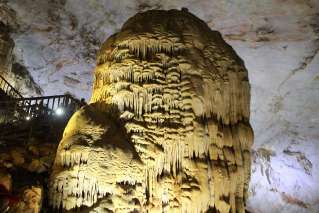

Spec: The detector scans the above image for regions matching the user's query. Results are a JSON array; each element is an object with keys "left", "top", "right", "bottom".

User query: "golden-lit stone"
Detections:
[
  {"left": 49, "top": 9, "right": 253, "bottom": 212},
  {"left": 10, "top": 186, "right": 42, "bottom": 213},
  {"left": 0, "top": 168, "right": 11, "bottom": 192}
]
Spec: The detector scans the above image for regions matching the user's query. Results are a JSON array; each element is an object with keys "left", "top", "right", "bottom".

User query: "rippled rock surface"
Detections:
[{"left": 49, "top": 9, "right": 253, "bottom": 213}]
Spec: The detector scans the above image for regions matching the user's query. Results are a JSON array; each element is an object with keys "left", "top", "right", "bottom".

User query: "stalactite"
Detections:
[{"left": 50, "top": 9, "right": 253, "bottom": 212}]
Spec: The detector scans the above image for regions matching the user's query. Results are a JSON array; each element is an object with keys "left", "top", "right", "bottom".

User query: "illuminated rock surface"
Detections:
[
  {"left": 49, "top": 9, "right": 253, "bottom": 212},
  {"left": 9, "top": 186, "right": 42, "bottom": 213}
]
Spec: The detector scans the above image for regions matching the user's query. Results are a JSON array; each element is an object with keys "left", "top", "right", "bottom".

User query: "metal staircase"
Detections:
[
  {"left": 0, "top": 74, "right": 83, "bottom": 144},
  {"left": 0, "top": 74, "right": 23, "bottom": 99},
  {"left": 0, "top": 74, "right": 81, "bottom": 122}
]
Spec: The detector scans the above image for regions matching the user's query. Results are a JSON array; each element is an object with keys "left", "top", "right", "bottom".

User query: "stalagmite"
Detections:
[{"left": 49, "top": 9, "right": 253, "bottom": 212}]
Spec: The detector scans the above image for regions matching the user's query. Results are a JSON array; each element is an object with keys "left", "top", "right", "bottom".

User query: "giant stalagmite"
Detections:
[{"left": 49, "top": 9, "right": 254, "bottom": 213}]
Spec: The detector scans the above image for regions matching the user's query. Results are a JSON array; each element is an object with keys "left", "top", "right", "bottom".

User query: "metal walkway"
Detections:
[
  {"left": 0, "top": 74, "right": 82, "bottom": 122},
  {"left": 0, "top": 74, "right": 84, "bottom": 146}
]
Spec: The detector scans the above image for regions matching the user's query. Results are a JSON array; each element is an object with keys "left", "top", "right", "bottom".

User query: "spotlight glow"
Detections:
[
  {"left": 26, "top": 116, "right": 31, "bottom": 120},
  {"left": 55, "top": 108, "right": 64, "bottom": 116}
]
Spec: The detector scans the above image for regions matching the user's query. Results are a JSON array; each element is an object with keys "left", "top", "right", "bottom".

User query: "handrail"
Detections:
[
  {"left": 0, "top": 74, "right": 23, "bottom": 99},
  {"left": 0, "top": 95, "right": 82, "bottom": 122},
  {"left": 0, "top": 74, "right": 83, "bottom": 122},
  {"left": 16, "top": 94, "right": 78, "bottom": 100},
  {"left": 15, "top": 94, "right": 81, "bottom": 118}
]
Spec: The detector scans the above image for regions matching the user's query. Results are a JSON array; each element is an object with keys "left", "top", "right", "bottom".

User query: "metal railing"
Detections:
[
  {"left": 0, "top": 74, "right": 82, "bottom": 122},
  {"left": 0, "top": 74, "right": 23, "bottom": 99},
  {"left": 16, "top": 94, "right": 80, "bottom": 118}
]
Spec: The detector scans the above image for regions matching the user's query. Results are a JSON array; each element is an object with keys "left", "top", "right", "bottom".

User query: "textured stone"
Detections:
[
  {"left": 49, "top": 9, "right": 253, "bottom": 212},
  {"left": 10, "top": 149, "right": 25, "bottom": 166},
  {"left": 27, "top": 159, "right": 46, "bottom": 173},
  {"left": 10, "top": 186, "right": 42, "bottom": 213},
  {"left": 0, "top": 168, "right": 11, "bottom": 192}
]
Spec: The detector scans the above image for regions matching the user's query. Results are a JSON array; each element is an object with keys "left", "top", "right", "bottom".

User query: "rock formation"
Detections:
[
  {"left": 49, "top": 9, "right": 253, "bottom": 213},
  {"left": 0, "top": 21, "right": 14, "bottom": 75},
  {"left": 0, "top": 3, "right": 15, "bottom": 75},
  {"left": 0, "top": 135, "right": 56, "bottom": 213},
  {"left": 8, "top": 186, "right": 42, "bottom": 213},
  {"left": 0, "top": 4, "right": 42, "bottom": 97}
]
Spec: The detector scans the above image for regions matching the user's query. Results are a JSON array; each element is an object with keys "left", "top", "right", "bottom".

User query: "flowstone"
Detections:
[{"left": 49, "top": 9, "right": 254, "bottom": 213}]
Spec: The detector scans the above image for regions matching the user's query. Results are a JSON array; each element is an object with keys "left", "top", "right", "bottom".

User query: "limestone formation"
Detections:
[
  {"left": 9, "top": 186, "right": 42, "bottom": 213},
  {"left": 49, "top": 9, "right": 253, "bottom": 213},
  {"left": 0, "top": 22, "right": 14, "bottom": 75}
]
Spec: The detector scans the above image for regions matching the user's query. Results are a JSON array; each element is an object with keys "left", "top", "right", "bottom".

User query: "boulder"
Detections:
[
  {"left": 10, "top": 150, "right": 25, "bottom": 166},
  {"left": 0, "top": 168, "right": 11, "bottom": 192},
  {"left": 9, "top": 186, "right": 42, "bottom": 213}
]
